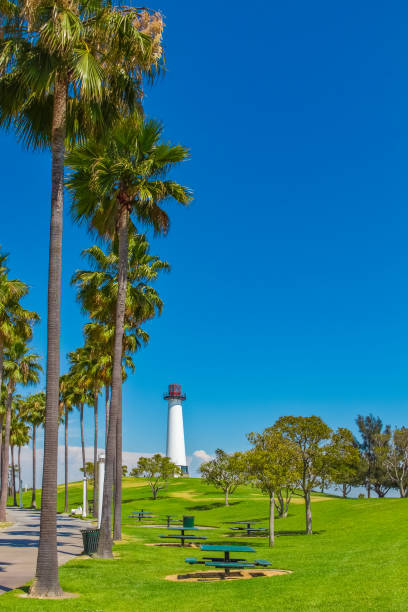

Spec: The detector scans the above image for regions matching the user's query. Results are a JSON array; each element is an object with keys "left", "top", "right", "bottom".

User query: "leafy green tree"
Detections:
[
  {"left": 200, "top": 449, "right": 247, "bottom": 506},
  {"left": 23, "top": 392, "right": 46, "bottom": 508},
  {"left": 132, "top": 454, "right": 182, "bottom": 500},
  {"left": 122, "top": 465, "right": 128, "bottom": 477},
  {"left": 0, "top": 1, "right": 164, "bottom": 589},
  {"left": 377, "top": 428, "right": 408, "bottom": 497},
  {"left": 67, "top": 116, "right": 191, "bottom": 555},
  {"left": 272, "top": 416, "right": 332, "bottom": 535},
  {"left": 80, "top": 462, "right": 95, "bottom": 480},
  {"left": 246, "top": 429, "right": 302, "bottom": 546},
  {"left": 0, "top": 341, "right": 42, "bottom": 520},
  {"left": 327, "top": 428, "right": 361, "bottom": 498},
  {"left": 356, "top": 414, "right": 391, "bottom": 498}
]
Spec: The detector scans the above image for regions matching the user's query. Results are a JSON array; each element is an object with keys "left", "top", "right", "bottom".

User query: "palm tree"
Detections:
[
  {"left": 0, "top": 250, "right": 39, "bottom": 401},
  {"left": 68, "top": 346, "right": 105, "bottom": 517},
  {"left": 72, "top": 233, "right": 167, "bottom": 538},
  {"left": 0, "top": 341, "right": 42, "bottom": 521},
  {"left": 23, "top": 393, "right": 46, "bottom": 509},
  {"left": 0, "top": 3, "right": 164, "bottom": 596},
  {"left": 10, "top": 399, "right": 30, "bottom": 506},
  {"left": 83, "top": 321, "right": 143, "bottom": 451},
  {"left": 67, "top": 118, "right": 190, "bottom": 556},
  {"left": 64, "top": 364, "right": 91, "bottom": 517},
  {"left": 59, "top": 374, "right": 75, "bottom": 514}
]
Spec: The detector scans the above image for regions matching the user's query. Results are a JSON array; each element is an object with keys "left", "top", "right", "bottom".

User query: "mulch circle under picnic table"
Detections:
[{"left": 165, "top": 568, "right": 292, "bottom": 582}]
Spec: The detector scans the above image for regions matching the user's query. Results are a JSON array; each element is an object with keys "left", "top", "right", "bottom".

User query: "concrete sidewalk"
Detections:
[{"left": 0, "top": 507, "right": 92, "bottom": 594}]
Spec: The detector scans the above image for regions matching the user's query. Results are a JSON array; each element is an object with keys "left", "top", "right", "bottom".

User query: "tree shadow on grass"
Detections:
[
  {"left": 275, "top": 530, "right": 326, "bottom": 536},
  {"left": 189, "top": 501, "right": 240, "bottom": 511}
]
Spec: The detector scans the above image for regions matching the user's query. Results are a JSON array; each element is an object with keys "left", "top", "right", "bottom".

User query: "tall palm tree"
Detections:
[
  {"left": 23, "top": 393, "right": 46, "bottom": 508},
  {"left": 0, "top": 3, "right": 164, "bottom": 596},
  {"left": 72, "top": 232, "right": 166, "bottom": 538},
  {"left": 59, "top": 374, "right": 75, "bottom": 514},
  {"left": 67, "top": 119, "right": 190, "bottom": 556},
  {"left": 0, "top": 250, "right": 39, "bottom": 400},
  {"left": 0, "top": 341, "right": 42, "bottom": 521},
  {"left": 10, "top": 400, "right": 30, "bottom": 506},
  {"left": 68, "top": 345, "right": 105, "bottom": 517},
  {"left": 83, "top": 321, "right": 143, "bottom": 451}
]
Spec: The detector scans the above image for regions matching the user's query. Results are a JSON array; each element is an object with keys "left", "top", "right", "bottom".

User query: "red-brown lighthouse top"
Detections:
[{"left": 163, "top": 383, "right": 186, "bottom": 401}]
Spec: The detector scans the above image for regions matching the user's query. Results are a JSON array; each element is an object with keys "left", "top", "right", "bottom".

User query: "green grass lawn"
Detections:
[{"left": 2, "top": 477, "right": 407, "bottom": 611}]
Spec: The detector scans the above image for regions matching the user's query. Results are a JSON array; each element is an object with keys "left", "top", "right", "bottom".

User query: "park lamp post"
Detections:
[{"left": 97, "top": 452, "right": 105, "bottom": 528}]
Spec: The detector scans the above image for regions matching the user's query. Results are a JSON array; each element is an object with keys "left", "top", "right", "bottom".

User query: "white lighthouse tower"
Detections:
[{"left": 164, "top": 383, "right": 188, "bottom": 474}]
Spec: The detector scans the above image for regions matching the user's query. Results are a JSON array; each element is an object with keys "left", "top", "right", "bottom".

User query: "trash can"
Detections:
[
  {"left": 183, "top": 515, "right": 194, "bottom": 528},
  {"left": 81, "top": 528, "right": 100, "bottom": 555}
]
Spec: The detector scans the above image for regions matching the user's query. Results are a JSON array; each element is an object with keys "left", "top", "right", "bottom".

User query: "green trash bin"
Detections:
[
  {"left": 183, "top": 515, "right": 194, "bottom": 528},
  {"left": 81, "top": 528, "right": 100, "bottom": 555}
]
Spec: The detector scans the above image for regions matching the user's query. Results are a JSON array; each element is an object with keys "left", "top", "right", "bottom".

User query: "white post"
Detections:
[
  {"left": 97, "top": 452, "right": 105, "bottom": 528},
  {"left": 82, "top": 477, "right": 87, "bottom": 518},
  {"left": 19, "top": 479, "right": 23, "bottom": 509}
]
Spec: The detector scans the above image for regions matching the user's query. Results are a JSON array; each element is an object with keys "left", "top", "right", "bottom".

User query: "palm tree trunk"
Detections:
[
  {"left": 31, "top": 425, "right": 37, "bottom": 508},
  {"left": 0, "top": 381, "right": 13, "bottom": 521},
  {"left": 0, "top": 413, "right": 3, "bottom": 488},
  {"left": 105, "top": 384, "right": 109, "bottom": 451},
  {"left": 64, "top": 407, "right": 68, "bottom": 513},
  {"left": 0, "top": 341, "right": 3, "bottom": 487},
  {"left": 0, "top": 339, "right": 3, "bottom": 409},
  {"left": 97, "top": 205, "right": 128, "bottom": 558},
  {"left": 31, "top": 75, "right": 67, "bottom": 598},
  {"left": 80, "top": 403, "right": 88, "bottom": 516},
  {"left": 11, "top": 445, "right": 17, "bottom": 506},
  {"left": 18, "top": 446, "right": 21, "bottom": 507},
  {"left": 113, "top": 411, "right": 122, "bottom": 540},
  {"left": 93, "top": 391, "right": 98, "bottom": 519}
]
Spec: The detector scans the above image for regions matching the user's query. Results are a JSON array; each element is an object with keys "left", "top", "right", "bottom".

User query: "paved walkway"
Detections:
[{"left": 0, "top": 508, "right": 92, "bottom": 594}]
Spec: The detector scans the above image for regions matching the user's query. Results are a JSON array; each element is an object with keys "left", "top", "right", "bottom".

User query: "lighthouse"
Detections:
[{"left": 164, "top": 383, "right": 188, "bottom": 474}]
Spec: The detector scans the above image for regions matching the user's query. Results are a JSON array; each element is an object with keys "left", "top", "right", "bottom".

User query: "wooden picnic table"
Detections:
[
  {"left": 159, "top": 526, "right": 207, "bottom": 547},
  {"left": 184, "top": 544, "right": 271, "bottom": 577},
  {"left": 227, "top": 521, "right": 268, "bottom": 537}
]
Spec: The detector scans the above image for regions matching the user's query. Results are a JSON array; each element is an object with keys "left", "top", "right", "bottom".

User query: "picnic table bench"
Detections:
[
  {"left": 227, "top": 521, "right": 268, "bottom": 537},
  {"left": 185, "top": 545, "right": 271, "bottom": 577},
  {"left": 159, "top": 526, "right": 207, "bottom": 547}
]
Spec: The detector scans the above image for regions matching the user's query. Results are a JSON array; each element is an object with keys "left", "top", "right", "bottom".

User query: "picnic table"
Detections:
[
  {"left": 159, "top": 526, "right": 207, "bottom": 547},
  {"left": 128, "top": 509, "right": 155, "bottom": 522},
  {"left": 158, "top": 514, "right": 180, "bottom": 528},
  {"left": 185, "top": 544, "right": 271, "bottom": 577},
  {"left": 227, "top": 521, "right": 268, "bottom": 536}
]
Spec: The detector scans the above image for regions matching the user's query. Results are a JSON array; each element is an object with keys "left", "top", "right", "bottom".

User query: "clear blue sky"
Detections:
[{"left": 1, "top": 0, "right": 408, "bottom": 461}]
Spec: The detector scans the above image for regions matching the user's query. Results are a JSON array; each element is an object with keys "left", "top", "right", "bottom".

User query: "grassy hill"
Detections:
[{"left": 2, "top": 477, "right": 408, "bottom": 611}]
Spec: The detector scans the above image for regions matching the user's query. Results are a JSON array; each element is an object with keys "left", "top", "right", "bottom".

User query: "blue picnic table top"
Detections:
[{"left": 201, "top": 544, "right": 256, "bottom": 553}]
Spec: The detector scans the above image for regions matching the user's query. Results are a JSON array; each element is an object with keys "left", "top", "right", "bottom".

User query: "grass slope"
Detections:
[{"left": 2, "top": 477, "right": 407, "bottom": 611}]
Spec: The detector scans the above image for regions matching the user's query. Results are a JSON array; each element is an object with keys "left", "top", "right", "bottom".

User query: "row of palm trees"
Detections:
[
  {"left": 0, "top": 250, "right": 41, "bottom": 520},
  {"left": 0, "top": 0, "right": 191, "bottom": 597}
]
